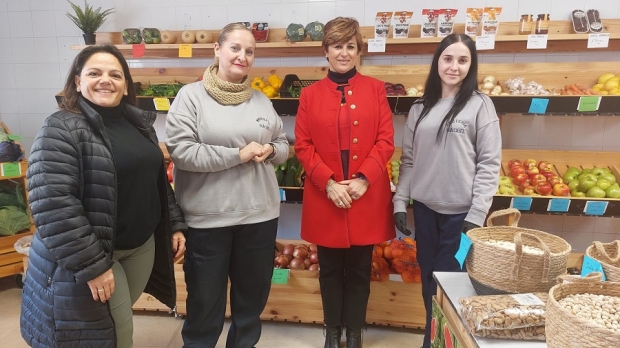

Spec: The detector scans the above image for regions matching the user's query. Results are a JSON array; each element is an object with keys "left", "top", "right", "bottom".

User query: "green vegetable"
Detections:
[
  {"left": 286, "top": 23, "right": 306, "bottom": 42},
  {"left": 287, "top": 85, "right": 302, "bottom": 98},
  {"left": 138, "top": 82, "right": 185, "bottom": 97},
  {"left": 305, "top": 21, "right": 324, "bottom": 41},
  {"left": 142, "top": 28, "right": 161, "bottom": 44},
  {"left": 275, "top": 168, "right": 284, "bottom": 185},
  {"left": 122, "top": 28, "right": 142, "bottom": 44},
  {"left": 0, "top": 206, "right": 31, "bottom": 236}
]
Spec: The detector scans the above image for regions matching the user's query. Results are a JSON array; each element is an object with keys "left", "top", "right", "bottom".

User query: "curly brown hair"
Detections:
[{"left": 322, "top": 17, "right": 364, "bottom": 54}]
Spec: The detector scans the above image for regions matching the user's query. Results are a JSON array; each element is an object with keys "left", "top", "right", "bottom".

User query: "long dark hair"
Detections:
[
  {"left": 60, "top": 44, "right": 137, "bottom": 113},
  {"left": 413, "top": 34, "right": 480, "bottom": 142}
]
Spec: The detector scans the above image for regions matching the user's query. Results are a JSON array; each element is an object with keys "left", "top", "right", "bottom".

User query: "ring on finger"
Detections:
[
  {"left": 338, "top": 201, "right": 344, "bottom": 206},
  {"left": 97, "top": 288, "right": 104, "bottom": 292}
]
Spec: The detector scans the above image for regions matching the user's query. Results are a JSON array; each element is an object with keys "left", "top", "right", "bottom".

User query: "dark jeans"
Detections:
[
  {"left": 413, "top": 202, "right": 467, "bottom": 348},
  {"left": 317, "top": 244, "right": 373, "bottom": 330},
  {"left": 181, "top": 218, "right": 278, "bottom": 348}
]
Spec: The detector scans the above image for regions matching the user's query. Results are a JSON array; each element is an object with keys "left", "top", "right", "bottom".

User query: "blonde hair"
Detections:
[
  {"left": 322, "top": 17, "right": 363, "bottom": 54},
  {"left": 214, "top": 23, "right": 253, "bottom": 65}
]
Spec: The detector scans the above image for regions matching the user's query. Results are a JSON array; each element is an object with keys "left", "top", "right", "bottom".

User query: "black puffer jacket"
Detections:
[{"left": 20, "top": 98, "right": 187, "bottom": 348}]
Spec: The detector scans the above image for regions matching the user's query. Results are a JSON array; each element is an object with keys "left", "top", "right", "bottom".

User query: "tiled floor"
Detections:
[{"left": 0, "top": 276, "right": 423, "bottom": 347}]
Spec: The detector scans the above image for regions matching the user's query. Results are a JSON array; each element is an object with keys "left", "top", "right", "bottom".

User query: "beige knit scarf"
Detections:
[{"left": 202, "top": 64, "right": 252, "bottom": 105}]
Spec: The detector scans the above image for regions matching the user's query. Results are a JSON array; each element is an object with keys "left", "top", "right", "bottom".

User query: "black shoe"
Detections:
[
  {"left": 345, "top": 328, "right": 362, "bottom": 348},
  {"left": 324, "top": 325, "right": 342, "bottom": 348}
]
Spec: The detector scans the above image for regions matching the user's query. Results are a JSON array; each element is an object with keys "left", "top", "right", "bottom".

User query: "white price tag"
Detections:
[
  {"left": 527, "top": 34, "right": 548, "bottom": 49},
  {"left": 367, "top": 38, "right": 386, "bottom": 53},
  {"left": 587, "top": 33, "right": 610, "bottom": 48},
  {"left": 510, "top": 293, "right": 545, "bottom": 306},
  {"left": 475, "top": 35, "right": 495, "bottom": 50}
]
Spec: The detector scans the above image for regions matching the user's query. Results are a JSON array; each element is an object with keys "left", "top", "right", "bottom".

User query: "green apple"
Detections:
[
  {"left": 596, "top": 179, "right": 612, "bottom": 190},
  {"left": 599, "top": 173, "right": 617, "bottom": 185},
  {"left": 567, "top": 180, "right": 580, "bottom": 191},
  {"left": 498, "top": 176, "right": 512, "bottom": 186},
  {"left": 571, "top": 189, "right": 586, "bottom": 197},
  {"left": 591, "top": 167, "right": 606, "bottom": 177},
  {"left": 586, "top": 186, "right": 606, "bottom": 198},
  {"left": 562, "top": 171, "right": 579, "bottom": 183},
  {"left": 565, "top": 167, "right": 581, "bottom": 175},
  {"left": 602, "top": 168, "right": 611, "bottom": 174},
  {"left": 498, "top": 184, "right": 516, "bottom": 195},
  {"left": 605, "top": 184, "right": 620, "bottom": 198},
  {"left": 578, "top": 175, "right": 598, "bottom": 192},
  {"left": 581, "top": 168, "right": 592, "bottom": 175}
]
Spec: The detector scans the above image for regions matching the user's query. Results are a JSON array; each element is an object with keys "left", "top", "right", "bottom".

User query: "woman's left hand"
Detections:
[
  {"left": 171, "top": 231, "right": 186, "bottom": 258},
  {"left": 339, "top": 178, "right": 369, "bottom": 201}
]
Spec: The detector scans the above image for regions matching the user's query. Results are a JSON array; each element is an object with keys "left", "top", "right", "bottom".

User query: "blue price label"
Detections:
[
  {"left": 511, "top": 197, "right": 532, "bottom": 211},
  {"left": 455, "top": 233, "right": 472, "bottom": 270},
  {"left": 581, "top": 255, "right": 606, "bottom": 281},
  {"left": 528, "top": 98, "right": 549, "bottom": 114},
  {"left": 548, "top": 198, "right": 570, "bottom": 212},
  {"left": 279, "top": 188, "right": 286, "bottom": 202},
  {"left": 584, "top": 201, "right": 607, "bottom": 216}
]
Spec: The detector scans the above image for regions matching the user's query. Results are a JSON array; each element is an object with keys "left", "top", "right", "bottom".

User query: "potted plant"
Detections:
[{"left": 65, "top": 0, "right": 114, "bottom": 45}]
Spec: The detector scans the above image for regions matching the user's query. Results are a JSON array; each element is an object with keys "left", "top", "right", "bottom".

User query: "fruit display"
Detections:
[
  {"left": 385, "top": 82, "right": 424, "bottom": 96},
  {"left": 562, "top": 166, "right": 620, "bottom": 198},
  {"left": 252, "top": 74, "right": 283, "bottom": 98},
  {"left": 372, "top": 237, "right": 421, "bottom": 283},
  {"left": 274, "top": 242, "right": 319, "bottom": 271},
  {"left": 592, "top": 73, "right": 620, "bottom": 95},
  {"left": 274, "top": 155, "right": 304, "bottom": 187}
]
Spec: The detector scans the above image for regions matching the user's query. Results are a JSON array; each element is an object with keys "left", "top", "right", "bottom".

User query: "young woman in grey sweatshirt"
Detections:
[{"left": 393, "top": 34, "right": 502, "bottom": 348}]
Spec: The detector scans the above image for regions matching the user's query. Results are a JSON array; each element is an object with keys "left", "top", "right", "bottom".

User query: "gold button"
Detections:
[
  {"left": 352, "top": 138, "right": 358, "bottom": 144},
  {"left": 348, "top": 91, "right": 353, "bottom": 95},
  {"left": 350, "top": 104, "right": 356, "bottom": 109},
  {"left": 353, "top": 120, "right": 359, "bottom": 126},
  {"left": 352, "top": 155, "right": 358, "bottom": 160}
]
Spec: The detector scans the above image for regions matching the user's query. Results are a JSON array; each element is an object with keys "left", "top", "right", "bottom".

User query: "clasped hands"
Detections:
[
  {"left": 327, "top": 178, "right": 369, "bottom": 209},
  {"left": 240, "top": 141, "right": 274, "bottom": 163}
]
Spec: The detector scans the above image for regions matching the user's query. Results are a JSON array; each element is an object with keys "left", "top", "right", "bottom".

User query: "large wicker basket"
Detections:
[
  {"left": 466, "top": 208, "right": 572, "bottom": 295},
  {"left": 546, "top": 273, "right": 620, "bottom": 348},
  {"left": 585, "top": 240, "right": 620, "bottom": 282}
]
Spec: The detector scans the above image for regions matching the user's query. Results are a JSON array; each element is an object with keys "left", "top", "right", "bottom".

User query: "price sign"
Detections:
[
  {"left": 578, "top": 96, "right": 601, "bottom": 112},
  {"left": 511, "top": 197, "right": 533, "bottom": 211},
  {"left": 475, "top": 35, "right": 495, "bottom": 50},
  {"left": 587, "top": 33, "right": 610, "bottom": 48},
  {"left": 454, "top": 233, "right": 472, "bottom": 269},
  {"left": 7, "top": 134, "right": 22, "bottom": 141},
  {"left": 271, "top": 268, "right": 290, "bottom": 284},
  {"left": 179, "top": 44, "right": 193, "bottom": 58},
  {"left": 527, "top": 34, "right": 548, "bottom": 49},
  {"left": 581, "top": 255, "right": 606, "bottom": 280},
  {"left": 528, "top": 98, "right": 549, "bottom": 114},
  {"left": 153, "top": 97, "right": 171, "bottom": 111},
  {"left": 279, "top": 188, "right": 286, "bottom": 202},
  {"left": 367, "top": 38, "right": 386, "bottom": 53},
  {"left": 1, "top": 162, "right": 21, "bottom": 177},
  {"left": 132, "top": 44, "right": 145, "bottom": 58},
  {"left": 548, "top": 198, "right": 570, "bottom": 212},
  {"left": 584, "top": 201, "right": 608, "bottom": 216}
]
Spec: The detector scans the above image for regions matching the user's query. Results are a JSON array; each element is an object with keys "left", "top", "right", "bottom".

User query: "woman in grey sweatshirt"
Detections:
[{"left": 393, "top": 34, "right": 501, "bottom": 348}]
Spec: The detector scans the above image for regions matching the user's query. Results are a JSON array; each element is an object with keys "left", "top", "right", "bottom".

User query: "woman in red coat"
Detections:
[{"left": 294, "top": 17, "right": 395, "bottom": 348}]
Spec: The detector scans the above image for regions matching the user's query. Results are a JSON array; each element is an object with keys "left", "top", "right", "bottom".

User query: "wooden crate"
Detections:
[
  {"left": 135, "top": 240, "right": 426, "bottom": 328},
  {"left": 0, "top": 231, "right": 32, "bottom": 279}
]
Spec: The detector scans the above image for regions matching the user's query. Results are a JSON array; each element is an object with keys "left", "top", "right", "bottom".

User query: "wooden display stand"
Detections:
[{"left": 134, "top": 240, "right": 426, "bottom": 328}]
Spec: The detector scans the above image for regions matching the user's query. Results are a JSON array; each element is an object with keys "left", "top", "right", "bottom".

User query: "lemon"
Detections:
[
  {"left": 599, "top": 90, "right": 609, "bottom": 95},
  {"left": 598, "top": 73, "right": 616, "bottom": 85},
  {"left": 608, "top": 88, "right": 620, "bottom": 95},
  {"left": 593, "top": 84, "right": 604, "bottom": 91},
  {"left": 603, "top": 79, "right": 619, "bottom": 91}
]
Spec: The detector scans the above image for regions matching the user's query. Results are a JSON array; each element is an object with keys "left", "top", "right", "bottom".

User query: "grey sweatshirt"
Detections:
[
  {"left": 393, "top": 93, "right": 501, "bottom": 226},
  {"left": 165, "top": 81, "right": 289, "bottom": 228}
]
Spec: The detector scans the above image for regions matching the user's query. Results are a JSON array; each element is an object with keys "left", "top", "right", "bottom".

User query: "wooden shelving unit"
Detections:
[{"left": 70, "top": 20, "right": 620, "bottom": 58}]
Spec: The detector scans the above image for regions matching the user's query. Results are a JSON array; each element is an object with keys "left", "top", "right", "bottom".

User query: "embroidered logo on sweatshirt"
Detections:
[
  {"left": 256, "top": 117, "right": 271, "bottom": 130},
  {"left": 447, "top": 119, "right": 468, "bottom": 134}
]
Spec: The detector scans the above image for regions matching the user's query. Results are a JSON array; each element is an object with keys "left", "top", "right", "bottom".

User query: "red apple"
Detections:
[
  {"left": 530, "top": 173, "right": 547, "bottom": 186},
  {"left": 519, "top": 180, "right": 532, "bottom": 192},
  {"left": 525, "top": 166, "right": 540, "bottom": 175},
  {"left": 166, "top": 162, "right": 174, "bottom": 183},
  {"left": 523, "top": 159, "right": 538, "bottom": 169},
  {"left": 513, "top": 173, "right": 530, "bottom": 186},
  {"left": 552, "top": 183, "right": 570, "bottom": 196},
  {"left": 535, "top": 182, "right": 552, "bottom": 196},
  {"left": 540, "top": 170, "right": 556, "bottom": 180},
  {"left": 510, "top": 165, "right": 525, "bottom": 177},
  {"left": 547, "top": 176, "right": 564, "bottom": 186},
  {"left": 508, "top": 159, "right": 523, "bottom": 169},
  {"left": 537, "top": 160, "right": 552, "bottom": 172}
]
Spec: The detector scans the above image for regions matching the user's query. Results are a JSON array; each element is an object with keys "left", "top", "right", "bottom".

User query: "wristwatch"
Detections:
[{"left": 266, "top": 143, "right": 276, "bottom": 160}]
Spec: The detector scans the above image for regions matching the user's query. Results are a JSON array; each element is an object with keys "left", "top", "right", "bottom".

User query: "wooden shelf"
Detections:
[{"left": 70, "top": 20, "right": 620, "bottom": 58}]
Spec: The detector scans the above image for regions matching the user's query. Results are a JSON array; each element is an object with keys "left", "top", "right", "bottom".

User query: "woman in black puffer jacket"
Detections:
[{"left": 20, "top": 44, "right": 187, "bottom": 348}]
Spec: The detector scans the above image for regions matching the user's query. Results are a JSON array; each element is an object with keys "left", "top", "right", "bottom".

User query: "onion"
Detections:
[
  {"left": 308, "top": 244, "right": 318, "bottom": 252},
  {"left": 283, "top": 254, "right": 293, "bottom": 262},
  {"left": 309, "top": 252, "right": 319, "bottom": 264},
  {"left": 308, "top": 264, "right": 319, "bottom": 271},
  {"left": 289, "top": 257, "right": 305, "bottom": 270},
  {"left": 296, "top": 243, "right": 308, "bottom": 250},
  {"left": 274, "top": 255, "right": 290, "bottom": 268},
  {"left": 303, "top": 258, "right": 312, "bottom": 269},
  {"left": 483, "top": 75, "right": 496, "bottom": 84},
  {"left": 482, "top": 81, "right": 495, "bottom": 90},
  {"left": 293, "top": 246, "right": 308, "bottom": 259},
  {"left": 283, "top": 244, "right": 295, "bottom": 255}
]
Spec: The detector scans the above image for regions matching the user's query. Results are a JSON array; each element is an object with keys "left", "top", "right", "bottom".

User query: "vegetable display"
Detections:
[
  {"left": 0, "top": 183, "right": 30, "bottom": 236},
  {"left": 137, "top": 82, "right": 185, "bottom": 97},
  {"left": 286, "top": 23, "right": 306, "bottom": 42},
  {"left": 122, "top": 28, "right": 142, "bottom": 44},
  {"left": 142, "top": 28, "right": 161, "bottom": 44},
  {"left": 305, "top": 21, "right": 325, "bottom": 41},
  {"left": 275, "top": 155, "right": 304, "bottom": 187}
]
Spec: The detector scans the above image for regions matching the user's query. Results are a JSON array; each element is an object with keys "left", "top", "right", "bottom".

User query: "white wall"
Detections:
[{"left": 1, "top": 0, "right": 619, "bottom": 250}]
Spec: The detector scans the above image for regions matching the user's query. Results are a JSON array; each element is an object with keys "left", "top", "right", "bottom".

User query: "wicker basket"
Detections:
[
  {"left": 466, "top": 208, "right": 572, "bottom": 295},
  {"left": 585, "top": 240, "right": 620, "bottom": 282},
  {"left": 546, "top": 273, "right": 620, "bottom": 348}
]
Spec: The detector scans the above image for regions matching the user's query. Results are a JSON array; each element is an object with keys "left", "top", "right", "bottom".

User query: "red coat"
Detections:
[{"left": 294, "top": 72, "right": 395, "bottom": 248}]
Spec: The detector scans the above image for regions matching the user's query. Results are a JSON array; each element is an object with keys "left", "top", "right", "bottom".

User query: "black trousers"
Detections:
[
  {"left": 181, "top": 218, "right": 278, "bottom": 348},
  {"left": 317, "top": 244, "right": 374, "bottom": 330},
  {"left": 413, "top": 202, "right": 467, "bottom": 348}
]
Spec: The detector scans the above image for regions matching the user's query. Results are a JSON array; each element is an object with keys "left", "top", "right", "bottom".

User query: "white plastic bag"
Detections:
[{"left": 14, "top": 235, "right": 32, "bottom": 256}]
